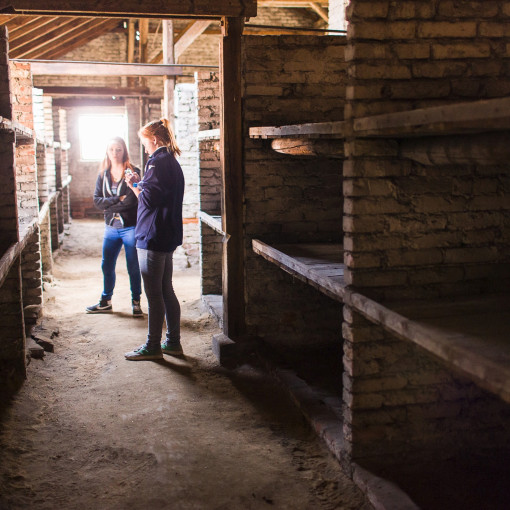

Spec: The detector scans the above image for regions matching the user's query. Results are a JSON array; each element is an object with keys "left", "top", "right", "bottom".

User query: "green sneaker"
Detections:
[
  {"left": 161, "top": 341, "right": 183, "bottom": 356},
  {"left": 124, "top": 344, "right": 163, "bottom": 361}
]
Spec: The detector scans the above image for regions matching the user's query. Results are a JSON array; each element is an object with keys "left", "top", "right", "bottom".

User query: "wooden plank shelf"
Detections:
[
  {"left": 248, "top": 97, "right": 510, "bottom": 151},
  {"left": 354, "top": 96, "right": 510, "bottom": 138},
  {"left": 252, "top": 239, "right": 510, "bottom": 403},
  {"left": 350, "top": 292, "right": 510, "bottom": 405},
  {"left": 0, "top": 117, "right": 34, "bottom": 143},
  {"left": 199, "top": 211, "right": 224, "bottom": 235},
  {"left": 252, "top": 240, "right": 346, "bottom": 302}
]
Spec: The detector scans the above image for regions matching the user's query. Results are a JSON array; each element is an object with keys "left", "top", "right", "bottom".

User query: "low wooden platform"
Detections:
[
  {"left": 252, "top": 240, "right": 510, "bottom": 404},
  {"left": 252, "top": 240, "right": 346, "bottom": 302},
  {"left": 352, "top": 292, "right": 510, "bottom": 404}
]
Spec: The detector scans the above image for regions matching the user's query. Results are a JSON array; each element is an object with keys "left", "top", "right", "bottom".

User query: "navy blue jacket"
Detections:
[
  {"left": 93, "top": 167, "right": 140, "bottom": 227},
  {"left": 135, "top": 147, "right": 185, "bottom": 252}
]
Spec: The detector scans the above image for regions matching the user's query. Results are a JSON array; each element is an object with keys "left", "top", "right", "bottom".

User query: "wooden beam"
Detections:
[
  {"left": 52, "top": 98, "right": 126, "bottom": 107},
  {"left": 174, "top": 19, "right": 212, "bottom": 59},
  {"left": 127, "top": 19, "right": 135, "bottom": 63},
  {"left": 308, "top": 2, "right": 328, "bottom": 22},
  {"left": 0, "top": 0, "right": 257, "bottom": 17},
  {"left": 29, "top": 60, "right": 183, "bottom": 76},
  {"left": 126, "top": 19, "right": 136, "bottom": 87},
  {"left": 162, "top": 19, "right": 175, "bottom": 124},
  {"left": 259, "top": 0, "right": 328, "bottom": 6},
  {"left": 40, "top": 86, "right": 150, "bottom": 96},
  {"left": 220, "top": 16, "right": 245, "bottom": 341}
]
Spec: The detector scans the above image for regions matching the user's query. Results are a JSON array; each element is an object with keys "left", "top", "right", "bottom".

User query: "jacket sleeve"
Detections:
[
  {"left": 137, "top": 164, "right": 166, "bottom": 211},
  {"left": 93, "top": 172, "right": 121, "bottom": 211},
  {"left": 106, "top": 167, "right": 141, "bottom": 213}
]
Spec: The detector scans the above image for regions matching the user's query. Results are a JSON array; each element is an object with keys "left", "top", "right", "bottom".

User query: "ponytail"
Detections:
[{"left": 138, "top": 118, "right": 181, "bottom": 156}]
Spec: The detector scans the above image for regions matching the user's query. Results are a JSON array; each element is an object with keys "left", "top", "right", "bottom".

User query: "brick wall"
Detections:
[
  {"left": 242, "top": 35, "right": 347, "bottom": 351},
  {"left": 343, "top": 0, "right": 510, "bottom": 464},
  {"left": 175, "top": 83, "right": 200, "bottom": 265},
  {"left": 0, "top": 27, "right": 25, "bottom": 389},
  {"left": 197, "top": 72, "right": 222, "bottom": 294}
]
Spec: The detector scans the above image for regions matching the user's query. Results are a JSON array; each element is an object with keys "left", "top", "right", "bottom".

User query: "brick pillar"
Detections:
[
  {"left": 0, "top": 27, "right": 25, "bottom": 390},
  {"left": 342, "top": 0, "right": 510, "bottom": 465},
  {"left": 21, "top": 230, "right": 43, "bottom": 326}
]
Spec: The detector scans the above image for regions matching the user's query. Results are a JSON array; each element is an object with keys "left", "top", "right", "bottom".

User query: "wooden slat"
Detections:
[
  {"left": 252, "top": 240, "right": 346, "bottom": 302},
  {"left": 29, "top": 60, "right": 182, "bottom": 76},
  {"left": 354, "top": 97, "right": 510, "bottom": 137},
  {"left": 0, "top": 0, "right": 257, "bottom": 17},
  {"left": 174, "top": 19, "right": 212, "bottom": 59},
  {"left": 308, "top": 2, "right": 328, "bottom": 22},
  {"left": 249, "top": 121, "right": 346, "bottom": 139}
]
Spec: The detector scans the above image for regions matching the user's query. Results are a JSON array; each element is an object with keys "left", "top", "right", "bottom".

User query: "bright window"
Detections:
[{"left": 78, "top": 113, "right": 128, "bottom": 161}]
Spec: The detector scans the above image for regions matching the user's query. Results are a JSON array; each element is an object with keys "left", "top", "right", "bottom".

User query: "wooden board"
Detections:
[
  {"left": 252, "top": 240, "right": 346, "bottom": 302},
  {"left": 249, "top": 121, "right": 346, "bottom": 139},
  {"left": 354, "top": 97, "right": 510, "bottom": 138},
  {"left": 271, "top": 138, "right": 344, "bottom": 158}
]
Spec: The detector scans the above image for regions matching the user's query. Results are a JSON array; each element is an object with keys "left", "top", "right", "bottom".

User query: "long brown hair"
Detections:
[
  {"left": 99, "top": 137, "right": 134, "bottom": 176},
  {"left": 138, "top": 118, "right": 181, "bottom": 156}
]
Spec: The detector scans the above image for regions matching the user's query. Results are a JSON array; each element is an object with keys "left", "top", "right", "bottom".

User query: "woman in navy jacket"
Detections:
[
  {"left": 124, "top": 119, "right": 185, "bottom": 360},
  {"left": 86, "top": 137, "right": 143, "bottom": 317}
]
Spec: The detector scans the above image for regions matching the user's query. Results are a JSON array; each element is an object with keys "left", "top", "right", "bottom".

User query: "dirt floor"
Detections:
[{"left": 0, "top": 219, "right": 372, "bottom": 510}]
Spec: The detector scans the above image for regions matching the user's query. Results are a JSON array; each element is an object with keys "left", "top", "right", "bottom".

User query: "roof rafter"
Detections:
[{"left": 21, "top": 18, "right": 120, "bottom": 59}]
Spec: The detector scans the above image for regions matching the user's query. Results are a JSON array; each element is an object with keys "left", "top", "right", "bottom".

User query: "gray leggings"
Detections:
[{"left": 137, "top": 248, "right": 181, "bottom": 349}]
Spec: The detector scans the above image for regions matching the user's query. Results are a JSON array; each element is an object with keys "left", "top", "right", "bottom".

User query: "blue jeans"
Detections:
[
  {"left": 101, "top": 226, "right": 141, "bottom": 301},
  {"left": 137, "top": 248, "right": 180, "bottom": 349}
]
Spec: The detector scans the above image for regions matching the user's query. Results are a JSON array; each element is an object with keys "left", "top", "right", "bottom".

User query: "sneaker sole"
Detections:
[
  {"left": 124, "top": 353, "right": 163, "bottom": 361},
  {"left": 132, "top": 313, "right": 144, "bottom": 318},
  {"left": 86, "top": 309, "right": 113, "bottom": 314},
  {"left": 162, "top": 349, "right": 183, "bottom": 356}
]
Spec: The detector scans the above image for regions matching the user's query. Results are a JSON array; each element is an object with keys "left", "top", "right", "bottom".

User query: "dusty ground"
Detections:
[{"left": 0, "top": 219, "right": 372, "bottom": 510}]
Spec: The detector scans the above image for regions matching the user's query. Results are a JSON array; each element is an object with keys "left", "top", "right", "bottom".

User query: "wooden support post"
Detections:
[
  {"left": 215, "top": 16, "right": 246, "bottom": 364},
  {"left": 127, "top": 19, "right": 136, "bottom": 88},
  {"left": 139, "top": 18, "right": 149, "bottom": 89},
  {"left": 162, "top": 20, "right": 175, "bottom": 126}
]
